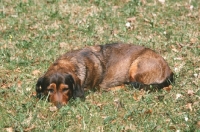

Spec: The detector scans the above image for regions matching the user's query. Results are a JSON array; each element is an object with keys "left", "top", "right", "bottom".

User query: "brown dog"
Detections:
[{"left": 36, "top": 43, "right": 173, "bottom": 108}]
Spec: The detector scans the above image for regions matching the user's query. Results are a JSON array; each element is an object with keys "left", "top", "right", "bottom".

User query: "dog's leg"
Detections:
[
  {"left": 129, "top": 57, "right": 170, "bottom": 87},
  {"left": 103, "top": 85, "right": 125, "bottom": 92}
]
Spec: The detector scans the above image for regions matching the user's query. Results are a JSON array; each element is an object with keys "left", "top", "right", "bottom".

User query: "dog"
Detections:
[{"left": 36, "top": 43, "right": 173, "bottom": 108}]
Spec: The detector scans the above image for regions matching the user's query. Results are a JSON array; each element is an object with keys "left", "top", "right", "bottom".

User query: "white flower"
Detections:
[
  {"left": 184, "top": 116, "right": 188, "bottom": 121},
  {"left": 176, "top": 94, "right": 182, "bottom": 100},
  {"left": 174, "top": 67, "right": 178, "bottom": 72},
  {"left": 26, "top": 87, "right": 31, "bottom": 91},
  {"left": 190, "top": 5, "right": 193, "bottom": 10},
  {"left": 126, "top": 22, "right": 131, "bottom": 28},
  {"left": 194, "top": 73, "right": 198, "bottom": 78},
  {"left": 158, "top": 0, "right": 165, "bottom": 4}
]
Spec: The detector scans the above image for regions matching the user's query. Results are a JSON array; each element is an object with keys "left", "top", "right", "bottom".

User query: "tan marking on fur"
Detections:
[
  {"left": 107, "top": 85, "right": 125, "bottom": 91},
  {"left": 89, "top": 45, "right": 101, "bottom": 52},
  {"left": 59, "top": 84, "right": 69, "bottom": 91},
  {"left": 129, "top": 59, "right": 139, "bottom": 82},
  {"left": 47, "top": 83, "right": 56, "bottom": 91},
  {"left": 48, "top": 83, "right": 72, "bottom": 107}
]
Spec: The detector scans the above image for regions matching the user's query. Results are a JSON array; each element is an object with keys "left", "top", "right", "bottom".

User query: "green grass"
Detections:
[{"left": 0, "top": 0, "right": 200, "bottom": 131}]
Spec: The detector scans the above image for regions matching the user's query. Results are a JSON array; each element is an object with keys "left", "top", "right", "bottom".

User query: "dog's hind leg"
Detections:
[{"left": 129, "top": 57, "right": 170, "bottom": 88}]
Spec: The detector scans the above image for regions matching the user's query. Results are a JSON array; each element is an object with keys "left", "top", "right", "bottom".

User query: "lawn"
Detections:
[{"left": 0, "top": 0, "right": 200, "bottom": 131}]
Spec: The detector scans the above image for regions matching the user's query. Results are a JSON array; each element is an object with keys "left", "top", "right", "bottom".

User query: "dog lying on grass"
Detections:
[{"left": 36, "top": 43, "right": 173, "bottom": 108}]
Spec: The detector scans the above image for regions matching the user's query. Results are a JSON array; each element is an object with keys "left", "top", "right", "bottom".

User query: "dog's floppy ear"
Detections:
[
  {"left": 65, "top": 74, "right": 84, "bottom": 99},
  {"left": 65, "top": 74, "right": 75, "bottom": 87},
  {"left": 73, "top": 82, "right": 84, "bottom": 99},
  {"left": 36, "top": 77, "right": 45, "bottom": 98}
]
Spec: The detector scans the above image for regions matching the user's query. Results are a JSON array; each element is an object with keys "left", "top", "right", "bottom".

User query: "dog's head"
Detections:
[{"left": 36, "top": 73, "right": 84, "bottom": 108}]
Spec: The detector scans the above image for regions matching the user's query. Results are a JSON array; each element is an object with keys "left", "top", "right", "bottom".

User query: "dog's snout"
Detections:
[
  {"left": 51, "top": 92, "right": 68, "bottom": 108},
  {"left": 55, "top": 102, "right": 63, "bottom": 109}
]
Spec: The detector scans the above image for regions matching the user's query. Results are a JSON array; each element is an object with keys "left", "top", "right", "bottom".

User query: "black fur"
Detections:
[{"left": 35, "top": 73, "right": 84, "bottom": 99}]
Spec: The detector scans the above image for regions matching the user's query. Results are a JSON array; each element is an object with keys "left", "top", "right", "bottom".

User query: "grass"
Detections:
[{"left": 0, "top": 0, "right": 200, "bottom": 131}]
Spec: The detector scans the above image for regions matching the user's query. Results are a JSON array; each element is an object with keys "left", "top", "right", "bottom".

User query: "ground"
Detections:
[{"left": 0, "top": 0, "right": 200, "bottom": 131}]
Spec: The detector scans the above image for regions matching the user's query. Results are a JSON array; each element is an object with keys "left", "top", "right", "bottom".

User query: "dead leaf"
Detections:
[
  {"left": 144, "top": 109, "right": 152, "bottom": 114},
  {"left": 124, "top": 125, "right": 136, "bottom": 131},
  {"left": 185, "top": 103, "right": 192, "bottom": 111},
  {"left": 38, "top": 113, "right": 46, "bottom": 119},
  {"left": 76, "top": 115, "right": 82, "bottom": 123},
  {"left": 190, "top": 38, "right": 197, "bottom": 44},
  {"left": 176, "top": 42, "right": 183, "bottom": 49},
  {"left": 21, "top": 0, "right": 28, "bottom": 3},
  {"left": 193, "top": 101, "right": 199, "bottom": 106},
  {"left": 133, "top": 92, "right": 139, "bottom": 101},
  {"left": 49, "top": 106, "right": 58, "bottom": 112},
  {"left": 171, "top": 45, "right": 179, "bottom": 52},
  {"left": 197, "top": 121, "right": 200, "bottom": 128},
  {"left": 17, "top": 81, "right": 22, "bottom": 88},
  {"left": 96, "top": 103, "right": 103, "bottom": 107},
  {"left": 187, "top": 90, "right": 194, "bottom": 96},
  {"left": 141, "top": 0, "right": 146, "bottom": 5},
  {"left": 144, "top": 18, "right": 150, "bottom": 23},
  {"left": 101, "top": 115, "right": 107, "bottom": 119},
  {"left": 174, "top": 63, "right": 185, "bottom": 73},
  {"left": 173, "top": 57, "right": 183, "bottom": 61},
  {"left": 163, "top": 85, "right": 172, "bottom": 92},
  {"left": 1, "top": 82, "right": 12, "bottom": 89},
  {"left": 165, "top": 118, "right": 171, "bottom": 123},
  {"left": 136, "top": 35, "right": 142, "bottom": 40},
  {"left": 92, "top": 102, "right": 104, "bottom": 110},
  {"left": 111, "top": 29, "right": 119, "bottom": 35},
  {"left": 114, "top": 98, "right": 123, "bottom": 108},
  {"left": 32, "top": 70, "right": 41, "bottom": 76},
  {"left": 127, "top": 17, "right": 136, "bottom": 22},
  {"left": 22, "top": 113, "right": 33, "bottom": 126},
  {"left": 14, "top": 68, "right": 21, "bottom": 73},
  {"left": 24, "top": 125, "right": 35, "bottom": 132},
  {"left": 133, "top": 92, "right": 140, "bottom": 101},
  {"left": 133, "top": 89, "right": 145, "bottom": 101},
  {"left": 169, "top": 125, "right": 176, "bottom": 130},
  {"left": 31, "top": 92, "right": 37, "bottom": 97},
  {"left": 59, "top": 42, "right": 68, "bottom": 48},
  {"left": 5, "top": 127, "right": 13, "bottom": 132}
]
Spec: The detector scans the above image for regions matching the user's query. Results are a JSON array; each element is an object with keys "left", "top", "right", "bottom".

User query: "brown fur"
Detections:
[{"left": 36, "top": 43, "right": 173, "bottom": 108}]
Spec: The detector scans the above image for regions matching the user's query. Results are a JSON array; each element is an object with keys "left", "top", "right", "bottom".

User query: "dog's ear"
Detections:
[
  {"left": 65, "top": 74, "right": 84, "bottom": 99},
  {"left": 73, "top": 82, "right": 84, "bottom": 99},
  {"left": 36, "top": 77, "right": 45, "bottom": 98},
  {"left": 65, "top": 74, "right": 75, "bottom": 87}
]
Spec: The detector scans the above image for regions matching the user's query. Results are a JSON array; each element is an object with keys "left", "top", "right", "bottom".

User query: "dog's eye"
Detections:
[
  {"left": 48, "top": 89, "right": 54, "bottom": 93},
  {"left": 62, "top": 88, "right": 69, "bottom": 92}
]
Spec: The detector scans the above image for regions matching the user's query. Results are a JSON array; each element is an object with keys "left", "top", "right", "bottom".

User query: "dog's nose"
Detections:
[{"left": 55, "top": 102, "right": 63, "bottom": 109}]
